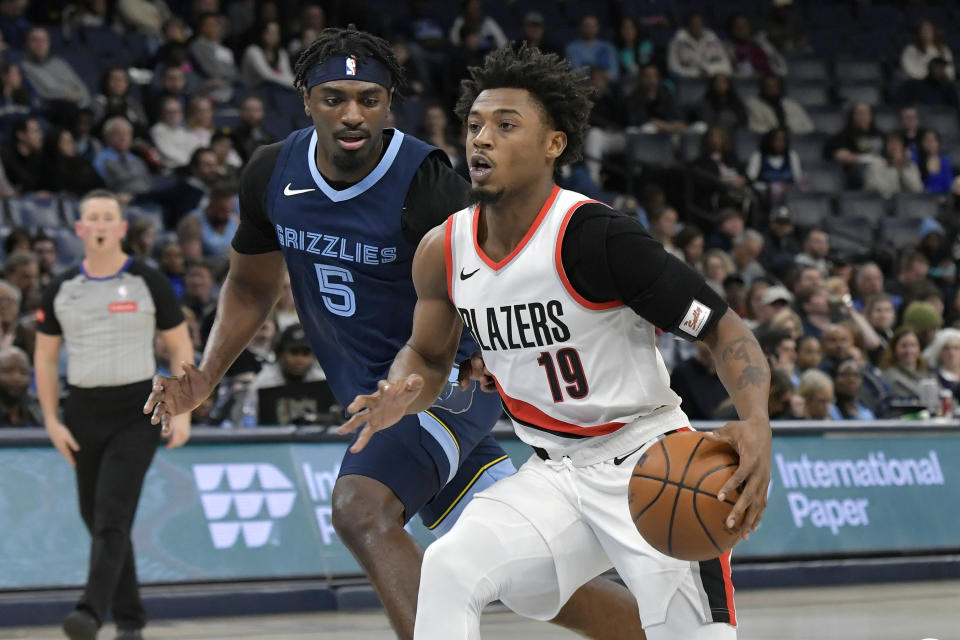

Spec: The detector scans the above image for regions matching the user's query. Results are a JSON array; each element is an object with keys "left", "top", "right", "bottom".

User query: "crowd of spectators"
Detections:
[{"left": 2, "top": 0, "right": 960, "bottom": 428}]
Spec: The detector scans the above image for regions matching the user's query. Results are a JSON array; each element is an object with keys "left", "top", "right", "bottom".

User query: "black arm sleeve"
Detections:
[
  {"left": 36, "top": 270, "right": 74, "bottom": 335},
  {"left": 560, "top": 204, "right": 728, "bottom": 341},
  {"left": 400, "top": 150, "right": 473, "bottom": 245},
  {"left": 131, "top": 260, "right": 185, "bottom": 330},
  {"left": 232, "top": 142, "right": 284, "bottom": 255}
]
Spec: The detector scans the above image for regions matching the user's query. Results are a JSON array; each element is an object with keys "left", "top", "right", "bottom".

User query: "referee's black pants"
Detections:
[{"left": 64, "top": 380, "right": 159, "bottom": 631}]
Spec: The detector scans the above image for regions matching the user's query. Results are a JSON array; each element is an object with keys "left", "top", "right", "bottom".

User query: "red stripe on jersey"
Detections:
[
  {"left": 719, "top": 550, "right": 737, "bottom": 626},
  {"left": 554, "top": 200, "right": 623, "bottom": 311},
  {"left": 495, "top": 378, "right": 625, "bottom": 436},
  {"left": 473, "top": 185, "right": 560, "bottom": 271},
  {"left": 444, "top": 216, "right": 454, "bottom": 303}
]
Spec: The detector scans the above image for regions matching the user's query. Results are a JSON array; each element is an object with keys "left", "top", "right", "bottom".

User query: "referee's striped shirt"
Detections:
[{"left": 36, "top": 257, "right": 184, "bottom": 388}]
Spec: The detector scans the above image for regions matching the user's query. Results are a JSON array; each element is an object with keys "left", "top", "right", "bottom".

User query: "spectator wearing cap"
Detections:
[
  {"left": 924, "top": 328, "right": 960, "bottom": 401},
  {"left": 797, "top": 369, "right": 834, "bottom": 420},
  {"left": 667, "top": 12, "right": 731, "bottom": 78},
  {"left": 237, "top": 324, "right": 326, "bottom": 427},
  {"left": 916, "top": 218, "right": 955, "bottom": 287},
  {"left": 746, "top": 74, "right": 813, "bottom": 135},
  {"left": 902, "top": 300, "right": 943, "bottom": 350},
  {"left": 794, "top": 228, "right": 829, "bottom": 275},
  {"left": 515, "top": 11, "right": 560, "bottom": 57},
  {"left": 830, "top": 358, "right": 876, "bottom": 420},
  {"left": 864, "top": 132, "right": 923, "bottom": 199},
  {"left": 757, "top": 285, "right": 794, "bottom": 332},
  {"left": 901, "top": 19, "right": 955, "bottom": 81},
  {"left": 449, "top": 0, "right": 507, "bottom": 51},
  {"left": 565, "top": 14, "right": 619, "bottom": 80},
  {"left": 881, "top": 327, "right": 939, "bottom": 403},
  {"left": 896, "top": 57, "right": 959, "bottom": 109},
  {"left": 670, "top": 341, "right": 728, "bottom": 419},
  {"left": 0, "top": 345, "right": 42, "bottom": 426},
  {"left": 760, "top": 205, "right": 800, "bottom": 271}
]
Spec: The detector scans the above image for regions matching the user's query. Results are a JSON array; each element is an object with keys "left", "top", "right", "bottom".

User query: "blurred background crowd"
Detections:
[{"left": 1, "top": 0, "right": 960, "bottom": 428}]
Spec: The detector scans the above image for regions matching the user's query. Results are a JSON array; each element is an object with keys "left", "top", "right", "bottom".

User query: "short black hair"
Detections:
[
  {"left": 454, "top": 45, "right": 592, "bottom": 167},
  {"left": 293, "top": 25, "right": 405, "bottom": 98}
]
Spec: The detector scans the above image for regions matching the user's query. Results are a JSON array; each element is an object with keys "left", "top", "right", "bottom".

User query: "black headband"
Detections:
[{"left": 306, "top": 54, "right": 392, "bottom": 90}]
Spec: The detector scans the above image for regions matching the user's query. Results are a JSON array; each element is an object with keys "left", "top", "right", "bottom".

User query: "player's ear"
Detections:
[
  {"left": 303, "top": 89, "right": 312, "bottom": 117},
  {"left": 545, "top": 130, "right": 566, "bottom": 161}
]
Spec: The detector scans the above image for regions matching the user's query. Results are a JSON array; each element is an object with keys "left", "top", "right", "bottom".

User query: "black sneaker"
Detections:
[
  {"left": 114, "top": 630, "right": 143, "bottom": 640},
  {"left": 62, "top": 610, "right": 98, "bottom": 640}
]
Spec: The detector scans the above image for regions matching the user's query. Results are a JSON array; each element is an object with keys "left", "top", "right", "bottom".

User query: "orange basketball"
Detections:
[{"left": 628, "top": 431, "right": 742, "bottom": 561}]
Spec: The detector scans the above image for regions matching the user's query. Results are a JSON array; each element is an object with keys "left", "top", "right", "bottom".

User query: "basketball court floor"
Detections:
[{"left": 2, "top": 581, "right": 956, "bottom": 640}]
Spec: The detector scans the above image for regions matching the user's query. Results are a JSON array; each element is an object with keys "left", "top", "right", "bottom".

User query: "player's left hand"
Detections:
[
  {"left": 338, "top": 374, "right": 424, "bottom": 453},
  {"left": 457, "top": 352, "right": 496, "bottom": 392},
  {"left": 164, "top": 412, "right": 191, "bottom": 450},
  {"left": 703, "top": 415, "right": 771, "bottom": 541}
]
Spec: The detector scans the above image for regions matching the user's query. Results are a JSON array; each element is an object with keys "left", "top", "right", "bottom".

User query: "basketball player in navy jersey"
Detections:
[
  {"left": 341, "top": 46, "right": 772, "bottom": 639},
  {"left": 144, "top": 27, "right": 646, "bottom": 640}
]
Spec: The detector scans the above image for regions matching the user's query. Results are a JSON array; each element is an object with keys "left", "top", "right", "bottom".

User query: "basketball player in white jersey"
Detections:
[{"left": 340, "top": 46, "right": 771, "bottom": 639}]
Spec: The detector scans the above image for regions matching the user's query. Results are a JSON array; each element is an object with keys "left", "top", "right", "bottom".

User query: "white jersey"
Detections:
[{"left": 446, "top": 186, "right": 688, "bottom": 459}]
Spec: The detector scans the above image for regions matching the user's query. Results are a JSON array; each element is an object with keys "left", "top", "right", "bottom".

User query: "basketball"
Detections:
[{"left": 628, "top": 431, "right": 742, "bottom": 561}]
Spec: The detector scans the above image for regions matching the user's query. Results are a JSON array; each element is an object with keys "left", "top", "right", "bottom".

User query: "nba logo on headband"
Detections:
[{"left": 345, "top": 55, "right": 357, "bottom": 76}]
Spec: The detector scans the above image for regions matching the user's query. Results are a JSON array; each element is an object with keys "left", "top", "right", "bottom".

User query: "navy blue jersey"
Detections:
[{"left": 234, "top": 127, "right": 477, "bottom": 405}]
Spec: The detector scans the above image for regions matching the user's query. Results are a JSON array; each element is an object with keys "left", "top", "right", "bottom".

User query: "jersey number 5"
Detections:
[
  {"left": 537, "top": 348, "right": 588, "bottom": 402},
  {"left": 314, "top": 264, "right": 356, "bottom": 317}
]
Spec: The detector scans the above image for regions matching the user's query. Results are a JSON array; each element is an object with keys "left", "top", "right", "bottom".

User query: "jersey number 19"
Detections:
[{"left": 537, "top": 348, "right": 589, "bottom": 402}]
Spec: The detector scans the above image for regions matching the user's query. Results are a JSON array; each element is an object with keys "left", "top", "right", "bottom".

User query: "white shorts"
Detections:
[{"left": 471, "top": 441, "right": 737, "bottom": 629}]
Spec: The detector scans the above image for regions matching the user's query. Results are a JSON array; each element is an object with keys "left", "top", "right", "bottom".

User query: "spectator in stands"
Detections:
[
  {"left": 191, "top": 181, "right": 238, "bottom": 258},
  {"left": 797, "top": 368, "right": 834, "bottom": 420},
  {"left": 670, "top": 341, "right": 727, "bottom": 419},
  {"left": 924, "top": 328, "right": 960, "bottom": 401},
  {"left": 706, "top": 207, "right": 746, "bottom": 252},
  {"left": 0, "top": 0, "right": 30, "bottom": 50},
  {"left": 4, "top": 227, "right": 29, "bottom": 255},
  {"left": 91, "top": 67, "right": 149, "bottom": 138},
  {"left": 615, "top": 16, "right": 658, "bottom": 83},
  {"left": 902, "top": 301, "right": 943, "bottom": 350},
  {"left": 819, "top": 323, "right": 855, "bottom": 373},
  {"left": 854, "top": 262, "right": 898, "bottom": 309},
  {"left": 208, "top": 128, "right": 241, "bottom": 180},
  {"left": 864, "top": 292, "right": 896, "bottom": 360},
  {"left": 746, "top": 127, "right": 802, "bottom": 209},
  {"left": 797, "top": 284, "right": 830, "bottom": 338},
  {"left": 448, "top": 0, "right": 507, "bottom": 51},
  {"left": 897, "top": 106, "right": 924, "bottom": 152},
  {"left": 864, "top": 132, "right": 923, "bottom": 198},
  {"left": 185, "top": 95, "right": 214, "bottom": 149},
  {"left": 93, "top": 116, "right": 154, "bottom": 204},
  {"left": 746, "top": 73, "right": 813, "bottom": 135},
  {"left": 0, "top": 279, "right": 21, "bottom": 346},
  {"left": 40, "top": 127, "right": 104, "bottom": 197},
  {"left": 117, "top": 0, "right": 171, "bottom": 37},
  {"left": 901, "top": 19, "right": 955, "bottom": 81},
  {"left": 151, "top": 15, "right": 189, "bottom": 68},
  {"left": 731, "top": 229, "right": 766, "bottom": 283},
  {"left": 760, "top": 205, "right": 800, "bottom": 270},
  {"left": 180, "top": 258, "right": 216, "bottom": 322},
  {"left": 391, "top": 35, "right": 430, "bottom": 99},
  {"left": 71, "top": 107, "right": 102, "bottom": 164},
  {"left": 231, "top": 95, "right": 274, "bottom": 162},
  {"left": 0, "top": 345, "right": 41, "bottom": 425},
  {"left": 3, "top": 249, "right": 38, "bottom": 315},
  {"left": 0, "top": 61, "right": 35, "bottom": 134},
  {"left": 756, "top": 1, "right": 809, "bottom": 55},
  {"left": 703, "top": 248, "right": 734, "bottom": 294},
  {"left": 881, "top": 327, "right": 938, "bottom": 402},
  {"left": 20, "top": 26, "right": 90, "bottom": 111},
  {"left": 165, "top": 146, "right": 219, "bottom": 225},
  {"left": 823, "top": 101, "right": 884, "bottom": 189},
  {"left": 691, "top": 73, "right": 747, "bottom": 133},
  {"left": 896, "top": 57, "right": 959, "bottom": 109},
  {"left": 146, "top": 64, "right": 188, "bottom": 123},
  {"left": 796, "top": 333, "right": 822, "bottom": 373},
  {"left": 667, "top": 11, "right": 731, "bottom": 78},
  {"left": 514, "top": 11, "right": 560, "bottom": 57},
  {"left": 124, "top": 218, "right": 157, "bottom": 268},
  {"left": 913, "top": 129, "right": 956, "bottom": 196},
  {"left": 886, "top": 251, "right": 930, "bottom": 300},
  {"left": 418, "top": 103, "right": 463, "bottom": 173},
  {"left": 237, "top": 323, "right": 327, "bottom": 426},
  {"left": 673, "top": 225, "right": 704, "bottom": 271},
  {"left": 760, "top": 328, "right": 797, "bottom": 382},
  {"left": 630, "top": 63, "right": 686, "bottom": 135},
  {"left": 151, "top": 95, "right": 197, "bottom": 171},
  {"left": 1, "top": 115, "right": 43, "bottom": 192},
  {"left": 646, "top": 205, "right": 680, "bottom": 256},
  {"left": 158, "top": 240, "right": 184, "bottom": 297},
  {"left": 723, "top": 13, "right": 786, "bottom": 77},
  {"left": 795, "top": 227, "right": 829, "bottom": 275},
  {"left": 188, "top": 13, "right": 237, "bottom": 102},
  {"left": 794, "top": 265, "right": 824, "bottom": 294},
  {"left": 241, "top": 20, "right": 294, "bottom": 89},
  {"left": 830, "top": 358, "right": 876, "bottom": 420},
  {"left": 287, "top": 4, "right": 325, "bottom": 61},
  {"left": 689, "top": 127, "right": 750, "bottom": 218},
  {"left": 760, "top": 285, "right": 795, "bottom": 328},
  {"left": 565, "top": 14, "right": 618, "bottom": 80},
  {"left": 743, "top": 279, "right": 771, "bottom": 329}
]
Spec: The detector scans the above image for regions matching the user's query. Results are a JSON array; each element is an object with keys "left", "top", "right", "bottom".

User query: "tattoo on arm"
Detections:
[{"left": 720, "top": 335, "right": 770, "bottom": 390}]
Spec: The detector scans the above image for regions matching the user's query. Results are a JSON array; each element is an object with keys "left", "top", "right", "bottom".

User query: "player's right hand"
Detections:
[
  {"left": 143, "top": 363, "right": 214, "bottom": 435},
  {"left": 46, "top": 420, "right": 80, "bottom": 467},
  {"left": 457, "top": 352, "right": 496, "bottom": 392},
  {"left": 338, "top": 374, "right": 424, "bottom": 453}
]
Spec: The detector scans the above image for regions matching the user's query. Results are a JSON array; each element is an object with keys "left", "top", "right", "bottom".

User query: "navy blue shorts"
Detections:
[{"left": 338, "top": 380, "right": 513, "bottom": 529}]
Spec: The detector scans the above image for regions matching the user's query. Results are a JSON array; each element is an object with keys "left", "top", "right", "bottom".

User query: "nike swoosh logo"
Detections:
[
  {"left": 284, "top": 183, "right": 316, "bottom": 196},
  {"left": 613, "top": 445, "right": 646, "bottom": 466},
  {"left": 459, "top": 268, "right": 480, "bottom": 280}
]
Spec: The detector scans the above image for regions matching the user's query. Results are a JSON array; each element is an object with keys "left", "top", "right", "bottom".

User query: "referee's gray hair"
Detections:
[{"left": 79, "top": 189, "right": 125, "bottom": 218}]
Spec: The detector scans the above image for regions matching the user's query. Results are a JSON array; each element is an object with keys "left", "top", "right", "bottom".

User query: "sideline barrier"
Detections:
[{"left": 1, "top": 421, "right": 958, "bottom": 589}]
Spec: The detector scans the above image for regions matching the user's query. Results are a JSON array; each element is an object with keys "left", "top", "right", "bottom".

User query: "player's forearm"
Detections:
[
  {"left": 707, "top": 310, "right": 770, "bottom": 421},
  {"left": 388, "top": 343, "right": 452, "bottom": 414},
  {"left": 199, "top": 274, "right": 279, "bottom": 383}
]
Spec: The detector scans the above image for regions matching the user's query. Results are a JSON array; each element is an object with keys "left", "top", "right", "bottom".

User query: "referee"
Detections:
[{"left": 34, "top": 189, "right": 193, "bottom": 640}]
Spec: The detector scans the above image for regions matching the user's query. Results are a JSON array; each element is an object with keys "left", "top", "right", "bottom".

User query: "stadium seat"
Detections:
[
  {"left": 126, "top": 203, "right": 165, "bottom": 230},
  {"left": 803, "top": 166, "right": 845, "bottom": 193},
  {"left": 60, "top": 198, "right": 79, "bottom": 225},
  {"left": 792, "top": 133, "right": 828, "bottom": 166},
  {"left": 837, "top": 84, "right": 881, "bottom": 106},
  {"left": 626, "top": 132, "right": 676, "bottom": 168},
  {"left": 825, "top": 215, "right": 875, "bottom": 255},
  {"left": 790, "top": 82, "right": 829, "bottom": 108},
  {"left": 675, "top": 77, "right": 708, "bottom": 107},
  {"left": 732, "top": 76, "right": 758, "bottom": 100},
  {"left": 784, "top": 191, "right": 832, "bottom": 228},
  {"left": 917, "top": 107, "right": 960, "bottom": 138},
  {"left": 788, "top": 58, "right": 830, "bottom": 83},
  {"left": 892, "top": 192, "right": 941, "bottom": 221},
  {"left": 678, "top": 131, "right": 701, "bottom": 163},
  {"left": 836, "top": 191, "right": 887, "bottom": 225},
  {"left": 881, "top": 218, "right": 921, "bottom": 250},
  {"left": 733, "top": 130, "right": 760, "bottom": 163},
  {"left": 873, "top": 108, "right": 898, "bottom": 133},
  {"left": 7, "top": 197, "right": 62, "bottom": 229},
  {"left": 807, "top": 107, "right": 845, "bottom": 134},
  {"left": 834, "top": 59, "right": 882, "bottom": 83}
]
